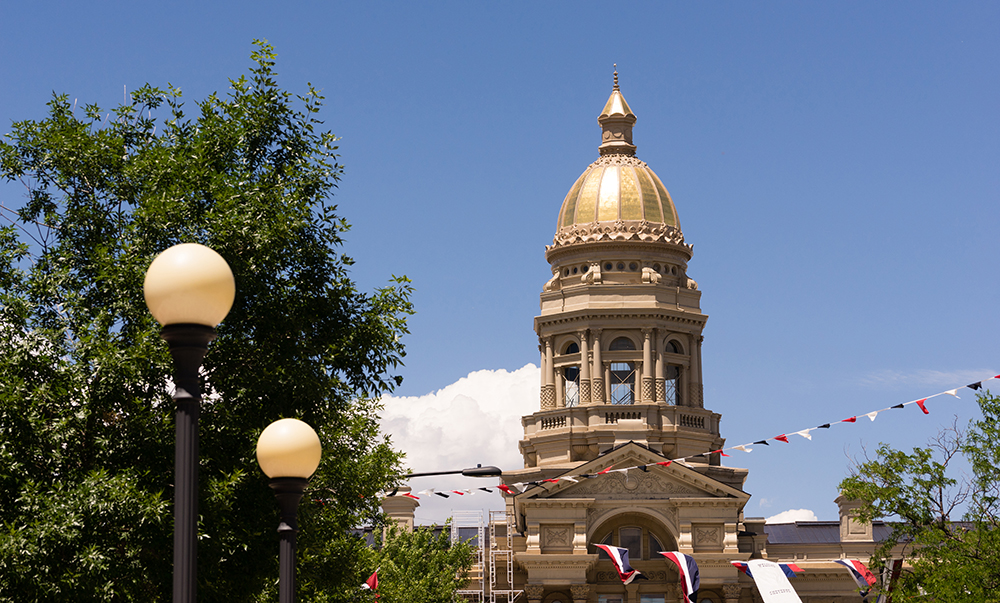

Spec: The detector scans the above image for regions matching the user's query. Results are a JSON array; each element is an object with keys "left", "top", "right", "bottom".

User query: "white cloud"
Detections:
[
  {"left": 765, "top": 509, "right": 818, "bottom": 524},
  {"left": 379, "top": 364, "right": 539, "bottom": 524}
]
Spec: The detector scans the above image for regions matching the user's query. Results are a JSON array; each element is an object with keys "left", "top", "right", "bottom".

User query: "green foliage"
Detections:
[
  {"left": 356, "top": 524, "right": 474, "bottom": 603},
  {"left": 0, "top": 41, "right": 417, "bottom": 601},
  {"left": 840, "top": 392, "right": 1000, "bottom": 602}
]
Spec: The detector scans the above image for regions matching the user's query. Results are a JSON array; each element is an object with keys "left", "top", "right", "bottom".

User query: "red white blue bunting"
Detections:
[{"left": 382, "top": 374, "right": 998, "bottom": 499}]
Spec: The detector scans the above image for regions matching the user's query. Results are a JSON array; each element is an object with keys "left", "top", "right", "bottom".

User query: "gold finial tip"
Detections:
[{"left": 613, "top": 64, "right": 619, "bottom": 90}]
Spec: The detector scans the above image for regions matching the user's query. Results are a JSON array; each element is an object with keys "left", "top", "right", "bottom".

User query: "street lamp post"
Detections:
[
  {"left": 256, "top": 418, "right": 323, "bottom": 603},
  {"left": 144, "top": 243, "right": 235, "bottom": 603}
]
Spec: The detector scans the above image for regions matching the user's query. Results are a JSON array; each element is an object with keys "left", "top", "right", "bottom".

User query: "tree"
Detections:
[
  {"left": 0, "top": 41, "right": 416, "bottom": 602},
  {"left": 356, "top": 524, "right": 474, "bottom": 603},
  {"left": 839, "top": 392, "right": 1000, "bottom": 602}
]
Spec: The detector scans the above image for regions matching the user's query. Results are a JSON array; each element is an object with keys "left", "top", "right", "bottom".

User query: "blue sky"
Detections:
[{"left": 2, "top": 2, "right": 998, "bottom": 524}]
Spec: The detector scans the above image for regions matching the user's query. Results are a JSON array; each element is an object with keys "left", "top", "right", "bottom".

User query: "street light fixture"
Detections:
[
  {"left": 256, "top": 418, "right": 323, "bottom": 603},
  {"left": 401, "top": 464, "right": 503, "bottom": 479},
  {"left": 144, "top": 243, "right": 235, "bottom": 603}
]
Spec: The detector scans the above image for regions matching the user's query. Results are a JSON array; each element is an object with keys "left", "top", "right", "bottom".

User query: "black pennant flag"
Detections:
[
  {"left": 818, "top": 424, "right": 831, "bottom": 429},
  {"left": 968, "top": 382, "right": 983, "bottom": 391},
  {"left": 434, "top": 492, "right": 450, "bottom": 498},
  {"left": 891, "top": 403, "right": 905, "bottom": 409},
  {"left": 753, "top": 440, "right": 770, "bottom": 446}
]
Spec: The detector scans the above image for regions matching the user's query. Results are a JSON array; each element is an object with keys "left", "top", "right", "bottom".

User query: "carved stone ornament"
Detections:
[
  {"left": 570, "top": 584, "right": 591, "bottom": 601},
  {"left": 566, "top": 472, "right": 699, "bottom": 499},
  {"left": 525, "top": 584, "right": 545, "bottom": 601},
  {"left": 695, "top": 526, "right": 722, "bottom": 548},
  {"left": 722, "top": 583, "right": 743, "bottom": 600},
  {"left": 549, "top": 220, "right": 689, "bottom": 251},
  {"left": 543, "top": 526, "right": 571, "bottom": 547}
]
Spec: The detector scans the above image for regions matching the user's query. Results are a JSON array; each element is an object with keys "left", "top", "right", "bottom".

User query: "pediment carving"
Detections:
[{"left": 557, "top": 471, "right": 703, "bottom": 499}]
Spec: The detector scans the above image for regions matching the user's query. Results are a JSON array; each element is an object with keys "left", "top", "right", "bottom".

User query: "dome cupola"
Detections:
[{"left": 548, "top": 69, "right": 689, "bottom": 259}]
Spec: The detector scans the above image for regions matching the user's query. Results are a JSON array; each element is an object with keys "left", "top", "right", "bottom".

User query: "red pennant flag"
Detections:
[
  {"left": 542, "top": 478, "right": 560, "bottom": 483},
  {"left": 362, "top": 570, "right": 379, "bottom": 595},
  {"left": 497, "top": 484, "right": 513, "bottom": 494},
  {"left": 656, "top": 461, "right": 672, "bottom": 467},
  {"left": 598, "top": 467, "right": 613, "bottom": 475},
  {"left": 402, "top": 493, "right": 419, "bottom": 500},
  {"left": 451, "top": 491, "right": 465, "bottom": 495},
  {"left": 915, "top": 398, "right": 929, "bottom": 414},
  {"left": 774, "top": 435, "right": 789, "bottom": 443},
  {"left": 842, "top": 416, "right": 857, "bottom": 423}
]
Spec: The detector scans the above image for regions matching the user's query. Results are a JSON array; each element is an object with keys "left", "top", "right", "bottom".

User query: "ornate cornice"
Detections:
[{"left": 549, "top": 219, "right": 690, "bottom": 252}]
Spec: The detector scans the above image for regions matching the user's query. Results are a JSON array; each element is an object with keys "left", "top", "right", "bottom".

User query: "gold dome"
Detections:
[
  {"left": 557, "top": 155, "right": 679, "bottom": 229},
  {"left": 549, "top": 72, "right": 687, "bottom": 254}
]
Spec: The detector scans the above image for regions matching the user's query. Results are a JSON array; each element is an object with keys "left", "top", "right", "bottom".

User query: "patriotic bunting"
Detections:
[
  {"left": 661, "top": 552, "right": 700, "bottom": 603},
  {"left": 834, "top": 559, "right": 876, "bottom": 598},
  {"left": 380, "top": 373, "right": 997, "bottom": 501},
  {"left": 595, "top": 544, "right": 646, "bottom": 584}
]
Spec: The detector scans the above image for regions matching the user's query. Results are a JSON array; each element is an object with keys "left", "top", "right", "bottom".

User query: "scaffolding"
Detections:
[
  {"left": 451, "top": 510, "right": 522, "bottom": 603},
  {"left": 452, "top": 511, "right": 485, "bottom": 602},
  {"left": 488, "top": 509, "right": 522, "bottom": 603}
]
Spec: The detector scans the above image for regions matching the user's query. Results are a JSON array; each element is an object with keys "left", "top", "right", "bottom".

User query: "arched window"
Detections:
[
  {"left": 664, "top": 340, "right": 683, "bottom": 406},
  {"left": 564, "top": 365, "right": 580, "bottom": 407},
  {"left": 562, "top": 342, "right": 580, "bottom": 406},
  {"left": 610, "top": 362, "right": 635, "bottom": 405},
  {"left": 610, "top": 337, "right": 635, "bottom": 351}
]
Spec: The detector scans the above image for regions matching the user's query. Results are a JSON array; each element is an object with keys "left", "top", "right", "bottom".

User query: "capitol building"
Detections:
[{"left": 385, "top": 74, "right": 888, "bottom": 603}]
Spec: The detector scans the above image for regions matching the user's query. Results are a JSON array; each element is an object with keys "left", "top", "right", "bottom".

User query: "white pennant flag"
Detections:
[
  {"left": 734, "top": 445, "right": 753, "bottom": 453},
  {"left": 865, "top": 411, "right": 879, "bottom": 421},
  {"left": 793, "top": 429, "right": 813, "bottom": 440},
  {"left": 417, "top": 489, "right": 434, "bottom": 497},
  {"left": 945, "top": 389, "right": 960, "bottom": 398},
  {"left": 562, "top": 477, "right": 579, "bottom": 483}
]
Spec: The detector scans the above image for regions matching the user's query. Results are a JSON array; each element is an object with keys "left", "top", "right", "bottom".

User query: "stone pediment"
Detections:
[{"left": 515, "top": 442, "right": 746, "bottom": 502}]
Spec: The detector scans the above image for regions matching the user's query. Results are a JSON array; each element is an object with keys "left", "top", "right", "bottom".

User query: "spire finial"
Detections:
[{"left": 613, "top": 64, "right": 619, "bottom": 90}]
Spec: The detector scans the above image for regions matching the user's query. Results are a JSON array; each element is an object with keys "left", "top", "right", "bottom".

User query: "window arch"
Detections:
[
  {"left": 610, "top": 337, "right": 636, "bottom": 351},
  {"left": 564, "top": 342, "right": 579, "bottom": 354}
]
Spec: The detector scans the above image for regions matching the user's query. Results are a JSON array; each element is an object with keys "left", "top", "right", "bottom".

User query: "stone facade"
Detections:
[{"left": 383, "top": 75, "right": 896, "bottom": 603}]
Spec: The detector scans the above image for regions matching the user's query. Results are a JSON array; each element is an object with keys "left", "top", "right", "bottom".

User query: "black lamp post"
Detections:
[
  {"left": 144, "top": 243, "right": 235, "bottom": 603},
  {"left": 256, "top": 418, "right": 323, "bottom": 603}
]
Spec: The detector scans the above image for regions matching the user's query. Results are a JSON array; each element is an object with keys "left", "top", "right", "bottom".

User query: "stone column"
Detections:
[
  {"left": 538, "top": 341, "right": 546, "bottom": 407},
  {"left": 591, "top": 329, "right": 605, "bottom": 403},
  {"left": 571, "top": 583, "right": 591, "bottom": 603},
  {"left": 556, "top": 371, "right": 565, "bottom": 408},
  {"left": 692, "top": 335, "right": 704, "bottom": 408},
  {"left": 654, "top": 338, "right": 665, "bottom": 403},
  {"left": 723, "top": 583, "right": 743, "bottom": 603},
  {"left": 578, "top": 329, "right": 591, "bottom": 404},
  {"left": 525, "top": 584, "right": 545, "bottom": 603},
  {"left": 604, "top": 361, "right": 612, "bottom": 403},
  {"left": 541, "top": 337, "right": 556, "bottom": 410},
  {"left": 641, "top": 329, "right": 654, "bottom": 403}
]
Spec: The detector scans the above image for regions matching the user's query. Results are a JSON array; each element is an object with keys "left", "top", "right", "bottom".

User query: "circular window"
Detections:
[
  {"left": 629, "top": 262, "right": 638, "bottom": 271},
  {"left": 653, "top": 263, "right": 661, "bottom": 272},
  {"left": 582, "top": 264, "right": 589, "bottom": 273},
  {"left": 572, "top": 267, "right": 578, "bottom": 274},
  {"left": 671, "top": 266, "right": 677, "bottom": 275},
  {"left": 617, "top": 262, "right": 625, "bottom": 270},
  {"left": 605, "top": 262, "right": 613, "bottom": 271},
  {"left": 563, "top": 269, "right": 570, "bottom": 276}
]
